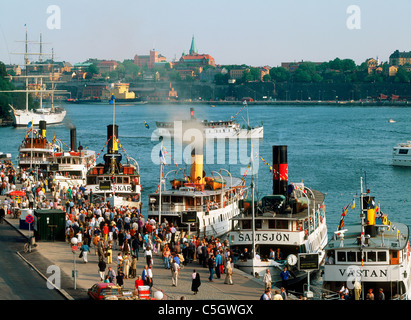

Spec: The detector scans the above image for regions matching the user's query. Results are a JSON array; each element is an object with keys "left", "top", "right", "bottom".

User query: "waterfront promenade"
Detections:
[{"left": 4, "top": 214, "right": 283, "bottom": 301}]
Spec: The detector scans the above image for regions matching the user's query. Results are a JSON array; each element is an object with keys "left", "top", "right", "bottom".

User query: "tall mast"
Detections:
[
  {"left": 51, "top": 48, "right": 55, "bottom": 112},
  {"left": 25, "top": 26, "right": 29, "bottom": 112},
  {"left": 251, "top": 142, "right": 256, "bottom": 275}
]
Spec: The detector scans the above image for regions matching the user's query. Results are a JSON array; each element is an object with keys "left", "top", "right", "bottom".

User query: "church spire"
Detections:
[{"left": 189, "top": 35, "right": 197, "bottom": 55}]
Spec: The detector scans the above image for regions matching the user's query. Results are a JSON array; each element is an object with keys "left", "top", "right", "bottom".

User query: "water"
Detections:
[{"left": 2, "top": 102, "right": 411, "bottom": 237}]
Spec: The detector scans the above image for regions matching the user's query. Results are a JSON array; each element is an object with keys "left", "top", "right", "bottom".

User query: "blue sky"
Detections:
[{"left": 0, "top": 0, "right": 410, "bottom": 67}]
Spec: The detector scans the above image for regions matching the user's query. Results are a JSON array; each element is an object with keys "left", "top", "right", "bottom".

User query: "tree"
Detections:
[
  {"left": 294, "top": 69, "right": 311, "bottom": 82},
  {"left": 87, "top": 63, "right": 99, "bottom": 75},
  {"left": 269, "top": 67, "right": 290, "bottom": 82}
]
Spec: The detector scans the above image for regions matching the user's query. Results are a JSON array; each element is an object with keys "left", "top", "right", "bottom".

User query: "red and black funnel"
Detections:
[{"left": 272, "top": 145, "right": 288, "bottom": 196}]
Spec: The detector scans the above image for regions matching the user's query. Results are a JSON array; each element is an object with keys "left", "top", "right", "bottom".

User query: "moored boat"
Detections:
[
  {"left": 321, "top": 176, "right": 411, "bottom": 300},
  {"left": 147, "top": 145, "right": 245, "bottom": 239},
  {"left": 85, "top": 123, "right": 142, "bottom": 210},
  {"left": 392, "top": 141, "right": 411, "bottom": 167},
  {"left": 229, "top": 145, "right": 328, "bottom": 286}
]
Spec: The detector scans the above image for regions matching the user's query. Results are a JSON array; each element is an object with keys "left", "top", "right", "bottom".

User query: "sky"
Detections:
[{"left": 1, "top": 0, "right": 411, "bottom": 67}]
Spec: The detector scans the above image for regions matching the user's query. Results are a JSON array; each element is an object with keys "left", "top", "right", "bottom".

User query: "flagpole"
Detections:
[
  {"left": 30, "top": 122, "right": 33, "bottom": 170},
  {"left": 159, "top": 139, "right": 163, "bottom": 226}
]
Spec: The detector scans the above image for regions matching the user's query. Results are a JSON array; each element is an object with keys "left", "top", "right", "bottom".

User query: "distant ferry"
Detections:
[
  {"left": 392, "top": 141, "right": 411, "bottom": 167},
  {"left": 155, "top": 107, "right": 263, "bottom": 139}
]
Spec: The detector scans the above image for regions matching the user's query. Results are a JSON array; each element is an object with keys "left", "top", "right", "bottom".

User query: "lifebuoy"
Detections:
[
  {"left": 304, "top": 229, "right": 308, "bottom": 236},
  {"left": 320, "top": 216, "right": 323, "bottom": 224}
]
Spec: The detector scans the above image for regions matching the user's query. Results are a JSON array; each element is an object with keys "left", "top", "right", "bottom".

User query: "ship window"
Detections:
[
  {"left": 124, "top": 177, "right": 129, "bottom": 184},
  {"left": 255, "top": 220, "right": 262, "bottom": 229},
  {"left": 347, "top": 251, "right": 356, "bottom": 262},
  {"left": 357, "top": 252, "right": 363, "bottom": 262},
  {"left": 367, "top": 251, "right": 376, "bottom": 262},
  {"left": 242, "top": 220, "right": 251, "bottom": 229},
  {"left": 399, "top": 149, "right": 408, "bottom": 154},
  {"left": 276, "top": 220, "right": 288, "bottom": 230},
  {"left": 116, "top": 177, "right": 122, "bottom": 184},
  {"left": 377, "top": 252, "right": 387, "bottom": 262},
  {"left": 337, "top": 251, "right": 346, "bottom": 262},
  {"left": 268, "top": 220, "right": 275, "bottom": 229}
]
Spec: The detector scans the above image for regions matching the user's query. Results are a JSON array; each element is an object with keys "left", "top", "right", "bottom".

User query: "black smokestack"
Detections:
[
  {"left": 107, "top": 124, "right": 119, "bottom": 154},
  {"left": 39, "top": 120, "right": 46, "bottom": 138},
  {"left": 70, "top": 128, "right": 77, "bottom": 151},
  {"left": 272, "top": 145, "right": 288, "bottom": 196}
]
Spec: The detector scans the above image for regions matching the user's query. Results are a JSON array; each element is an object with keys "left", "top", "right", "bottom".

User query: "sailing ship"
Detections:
[
  {"left": 229, "top": 145, "right": 328, "bottom": 285},
  {"left": 3, "top": 29, "right": 66, "bottom": 127},
  {"left": 147, "top": 145, "right": 245, "bottom": 238},
  {"left": 85, "top": 97, "right": 142, "bottom": 209},
  {"left": 321, "top": 176, "right": 411, "bottom": 300},
  {"left": 155, "top": 105, "right": 263, "bottom": 139},
  {"left": 392, "top": 141, "right": 411, "bottom": 167}
]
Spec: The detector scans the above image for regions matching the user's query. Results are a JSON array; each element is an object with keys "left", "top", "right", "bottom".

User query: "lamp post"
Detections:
[{"left": 71, "top": 237, "right": 78, "bottom": 290}]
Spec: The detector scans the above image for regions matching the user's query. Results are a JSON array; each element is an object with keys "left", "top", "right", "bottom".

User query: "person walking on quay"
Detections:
[
  {"left": 131, "top": 235, "right": 140, "bottom": 260},
  {"left": 263, "top": 269, "right": 272, "bottom": 291},
  {"left": 97, "top": 238, "right": 105, "bottom": 260},
  {"left": 208, "top": 254, "right": 216, "bottom": 282},
  {"left": 171, "top": 258, "right": 180, "bottom": 287},
  {"left": 98, "top": 258, "right": 107, "bottom": 281},
  {"left": 215, "top": 251, "right": 222, "bottom": 279},
  {"left": 117, "top": 270, "right": 124, "bottom": 288},
  {"left": 80, "top": 239, "right": 91, "bottom": 263},
  {"left": 273, "top": 290, "right": 283, "bottom": 300},
  {"left": 123, "top": 254, "right": 131, "bottom": 279},
  {"left": 106, "top": 241, "right": 113, "bottom": 264},
  {"left": 107, "top": 266, "right": 116, "bottom": 283},
  {"left": 191, "top": 269, "right": 201, "bottom": 295},
  {"left": 224, "top": 259, "right": 233, "bottom": 285},
  {"left": 163, "top": 244, "right": 171, "bottom": 269},
  {"left": 147, "top": 265, "right": 153, "bottom": 290},
  {"left": 280, "top": 287, "right": 287, "bottom": 300},
  {"left": 145, "top": 246, "right": 153, "bottom": 267},
  {"left": 280, "top": 266, "right": 291, "bottom": 294},
  {"left": 131, "top": 256, "right": 137, "bottom": 278}
]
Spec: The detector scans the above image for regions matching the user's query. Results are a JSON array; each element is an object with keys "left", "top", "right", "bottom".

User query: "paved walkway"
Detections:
[{"left": 4, "top": 215, "right": 286, "bottom": 300}]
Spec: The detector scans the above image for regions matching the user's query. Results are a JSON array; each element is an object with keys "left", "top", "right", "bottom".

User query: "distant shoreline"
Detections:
[
  {"left": 136, "top": 100, "right": 411, "bottom": 107},
  {"left": 63, "top": 99, "right": 411, "bottom": 107}
]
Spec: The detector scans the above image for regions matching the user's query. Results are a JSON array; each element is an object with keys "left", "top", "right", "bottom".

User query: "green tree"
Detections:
[{"left": 269, "top": 67, "right": 290, "bottom": 82}]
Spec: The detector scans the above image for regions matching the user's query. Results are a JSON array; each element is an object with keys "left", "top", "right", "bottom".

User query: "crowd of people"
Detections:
[{"left": 1, "top": 163, "right": 292, "bottom": 300}]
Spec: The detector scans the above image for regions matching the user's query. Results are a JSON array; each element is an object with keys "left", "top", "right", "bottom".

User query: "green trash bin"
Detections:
[{"left": 34, "top": 209, "right": 66, "bottom": 242}]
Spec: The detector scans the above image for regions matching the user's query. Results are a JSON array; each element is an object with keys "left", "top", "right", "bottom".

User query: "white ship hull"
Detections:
[
  {"left": 392, "top": 142, "right": 411, "bottom": 167},
  {"left": 155, "top": 126, "right": 263, "bottom": 139},
  {"left": 12, "top": 108, "right": 66, "bottom": 127}
]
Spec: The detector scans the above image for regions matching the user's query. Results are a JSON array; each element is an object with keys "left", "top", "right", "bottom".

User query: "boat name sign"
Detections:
[
  {"left": 88, "top": 184, "right": 141, "bottom": 194},
  {"left": 324, "top": 265, "right": 400, "bottom": 282},
  {"left": 235, "top": 231, "right": 294, "bottom": 244}
]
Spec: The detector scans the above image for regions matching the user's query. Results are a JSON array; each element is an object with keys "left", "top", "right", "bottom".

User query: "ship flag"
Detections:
[
  {"left": 109, "top": 94, "right": 115, "bottom": 104},
  {"left": 28, "top": 120, "right": 33, "bottom": 128},
  {"left": 159, "top": 147, "right": 166, "bottom": 165},
  {"left": 144, "top": 121, "right": 150, "bottom": 129}
]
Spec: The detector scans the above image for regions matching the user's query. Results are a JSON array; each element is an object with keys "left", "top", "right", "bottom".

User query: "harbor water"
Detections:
[{"left": 1, "top": 102, "right": 411, "bottom": 237}]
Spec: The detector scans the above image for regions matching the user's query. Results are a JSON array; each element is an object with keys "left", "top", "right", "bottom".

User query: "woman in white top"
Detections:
[{"left": 144, "top": 247, "right": 153, "bottom": 267}]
